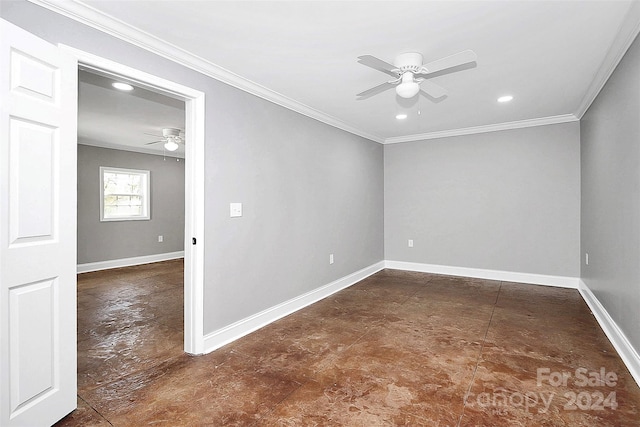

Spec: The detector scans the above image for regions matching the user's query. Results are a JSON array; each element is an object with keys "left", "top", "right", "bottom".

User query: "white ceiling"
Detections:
[
  {"left": 55, "top": 0, "right": 640, "bottom": 145},
  {"left": 78, "top": 69, "right": 186, "bottom": 157}
]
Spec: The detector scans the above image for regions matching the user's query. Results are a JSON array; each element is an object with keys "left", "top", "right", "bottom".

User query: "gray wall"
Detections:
[
  {"left": 207, "top": 97, "right": 383, "bottom": 325},
  {"left": 581, "top": 34, "right": 640, "bottom": 354},
  {"left": 77, "top": 144, "right": 185, "bottom": 264},
  {"left": 1, "top": 1, "right": 384, "bottom": 334},
  {"left": 384, "top": 123, "right": 581, "bottom": 277}
]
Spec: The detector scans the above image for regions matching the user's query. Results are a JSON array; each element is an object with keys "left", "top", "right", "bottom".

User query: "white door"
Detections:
[{"left": 0, "top": 19, "right": 77, "bottom": 426}]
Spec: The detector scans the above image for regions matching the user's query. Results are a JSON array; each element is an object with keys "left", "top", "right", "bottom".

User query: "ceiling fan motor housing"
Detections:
[
  {"left": 394, "top": 52, "right": 424, "bottom": 73},
  {"left": 162, "top": 128, "right": 181, "bottom": 138}
]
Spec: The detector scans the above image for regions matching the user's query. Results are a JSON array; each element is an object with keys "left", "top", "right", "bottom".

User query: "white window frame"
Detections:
[{"left": 100, "top": 166, "right": 151, "bottom": 222}]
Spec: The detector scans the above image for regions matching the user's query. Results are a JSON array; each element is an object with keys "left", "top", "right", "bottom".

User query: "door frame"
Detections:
[{"left": 62, "top": 45, "right": 206, "bottom": 354}]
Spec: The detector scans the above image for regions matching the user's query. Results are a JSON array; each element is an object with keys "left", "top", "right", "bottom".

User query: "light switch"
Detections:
[{"left": 230, "top": 202, "right": 242, "bottom": 218}]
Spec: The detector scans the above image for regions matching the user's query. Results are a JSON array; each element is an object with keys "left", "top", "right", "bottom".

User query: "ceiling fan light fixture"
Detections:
[
  {"left": 396, "top": 72, "right": 420, "bottom": 99},
  {"left": 164, "top": 139, "right": 179, "bottom": 151},
  {"left": 396, "top": 82, "right": 420, "bottom": 99}
]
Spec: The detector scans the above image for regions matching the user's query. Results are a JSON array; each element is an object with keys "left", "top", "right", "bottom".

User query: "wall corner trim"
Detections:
[
  {"left": 77, "top": 251, "right": 184, "bottom": 273},
  {"left": 578, "top": 279, "right": 640, "bottom": 388},
  {"left": 202, "top": 261, "right": 385, "bottom": 354},
  {"left": 384, "top": 260, "right": 579, "bottom": 288},
  {"left": 574, "top": 1, "right": 640, "bottom": 119}
]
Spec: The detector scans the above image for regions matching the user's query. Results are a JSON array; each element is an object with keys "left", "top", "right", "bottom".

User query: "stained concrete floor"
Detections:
[{"left": 55, "top": 261, "right": 640, "bottom": 426}]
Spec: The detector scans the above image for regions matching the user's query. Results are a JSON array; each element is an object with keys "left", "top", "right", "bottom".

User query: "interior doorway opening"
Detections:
[
  {"left": 64, "top": 45, "right": 206, "bottom": 356},
  {"left": 76, "top": 66, "right": 188, "bottom": 394}
]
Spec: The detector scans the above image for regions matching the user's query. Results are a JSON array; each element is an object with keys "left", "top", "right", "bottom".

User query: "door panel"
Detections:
[
  {"left": 9, "top": 279, "right": 56, "bottom": 413},
  {"left": 1, "top": 19, "right": 77, "bottom": 426},
  {"left": 9, "top": 118, "right": 56, "bottom": 243},
  {"left": 10, "top": 49, "right": 58, "bottom": 103}
]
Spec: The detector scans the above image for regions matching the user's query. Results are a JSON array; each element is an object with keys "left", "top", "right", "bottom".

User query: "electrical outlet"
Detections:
[
  {"left": 158, "top": 235, "right": 163, "bottom": 243},
  {"left": 329, "top": 254, "right": 334, "bottom": 264},
  {"left": 408, "top": 239, "right": 414, "bottom": 248},
  {"left": 585, "top": 253, "right": 589, "bottom": 265}
]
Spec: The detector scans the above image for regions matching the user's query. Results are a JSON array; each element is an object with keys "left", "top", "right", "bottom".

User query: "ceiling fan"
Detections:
[
  {"left": 357, "top": 50, "right": 477, "bottom": 100},
  {"left": 145, "top": 128, "right": 184, "bottom": 152}
]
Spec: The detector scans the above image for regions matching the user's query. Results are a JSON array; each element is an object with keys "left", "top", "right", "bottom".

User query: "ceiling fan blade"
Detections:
[
  {"left": 357, "top": 81, "right": 396, "bottom": 100},
  {"left": 419, "top": 80, "right": 448, "bottom": 99},
  {"left": 145, "top": 140, "right": 164, "bottom": 145},
  {"left": 357, "top": 55, "right": 399, "bottom": 77},
  {"left": 420, "top": 50, "right": 477, "bottom": 74}
]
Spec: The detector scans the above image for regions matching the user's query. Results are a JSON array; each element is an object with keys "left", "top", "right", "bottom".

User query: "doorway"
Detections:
[
  {"left": 0, "top": 21, "right": 205, "bottom": 425},
  {"left": 64, "top": 45, "right": 206, "bottom": 355},
  {"left": 76, "top": 66, "right": 188, "bottom": 395}
]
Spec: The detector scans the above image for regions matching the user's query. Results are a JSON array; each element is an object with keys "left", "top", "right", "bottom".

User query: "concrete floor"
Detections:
[{"left": 56, "top": 261, "right": 640, "bottom": 426}]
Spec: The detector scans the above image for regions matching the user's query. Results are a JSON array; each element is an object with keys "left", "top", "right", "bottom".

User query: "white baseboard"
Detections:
[
  {"left": 384, "top": 260, "right": 579, "bottom": 289},
  {"left": 203, "top": 261, "right": 385, "bottom": 354},
  {"left": 579, "top": 280, "right": 640, "bottom": 388},
  {"left": 198, "top": 259, "right": 640, "bottom": 389},
  {"left": 77, "top": 251, "right": 185, "bottom": 273}
]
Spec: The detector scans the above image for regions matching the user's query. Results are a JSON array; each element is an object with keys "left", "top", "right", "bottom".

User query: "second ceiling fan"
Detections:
[
  {"left": 145, "top": 128, "right": 184, "bottom": 152},
  {"left": 357, "top": 50, "right": 477, "bottom": 100}
]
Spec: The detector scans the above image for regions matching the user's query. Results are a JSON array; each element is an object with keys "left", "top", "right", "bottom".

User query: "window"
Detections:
[{"left": 100, "top": 167, "right": 150, "bottom": 221}]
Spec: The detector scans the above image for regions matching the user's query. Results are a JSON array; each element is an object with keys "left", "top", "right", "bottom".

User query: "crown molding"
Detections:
[
  {"left": 26, "top": 0, "right": 635, "bottom": 146},
  {"left": 575, "top": 1, "right": 640, "bottom": 119},
  {"left": 27, "top": 0, "right": 385, "bottom": 144},
  {"left": 384, "top": 114, "right": 579, "bottom": 144}
]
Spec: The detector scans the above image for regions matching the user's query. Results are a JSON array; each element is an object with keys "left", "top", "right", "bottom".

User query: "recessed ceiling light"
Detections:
[
  {"left": 112, "top": 82, "right": 134, "bottom": 91},
  {"left": 395, "top": 113, "right": 408, "bottom": 120},
  {"left": 498, "top": 95, "right": 513, "bottom": 103}
]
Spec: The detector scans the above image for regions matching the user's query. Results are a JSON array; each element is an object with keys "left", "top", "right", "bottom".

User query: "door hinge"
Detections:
[{"left": 192, "top": 237, "right": 197, "bottom": 245}]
